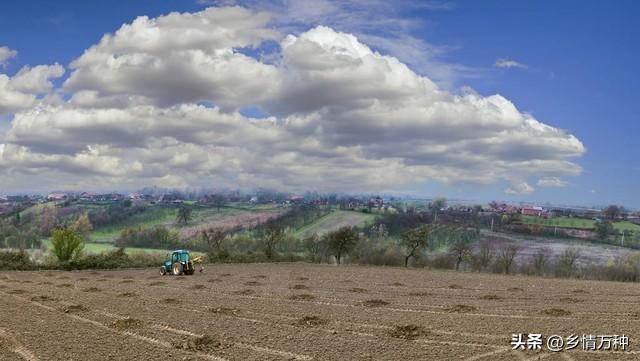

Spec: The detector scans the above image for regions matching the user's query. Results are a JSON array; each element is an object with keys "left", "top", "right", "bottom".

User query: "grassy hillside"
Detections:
[
  {"left": 90, "top": 206, "right": 177, "bottom": 242},
  {"left": 293, "top": 210, "right": 377, "bottom": 238},
  {"left": 519, "top": 215, "right": 640, "bottom": 232},
  {"left": 41, "top": 239, "right": 206, "bottom": 256}
]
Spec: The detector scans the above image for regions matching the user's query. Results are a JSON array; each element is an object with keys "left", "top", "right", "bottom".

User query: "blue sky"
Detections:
[{"left": 0, "top": 1, "right": 638, "bottom": 208}]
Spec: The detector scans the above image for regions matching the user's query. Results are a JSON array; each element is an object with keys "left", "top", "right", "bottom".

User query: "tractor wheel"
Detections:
[
  {"left": 172, "top": 262, "right": 183, "bottom": 276},
  {"left": 160, "top": 267, "right": 166, "bottom": 276}
]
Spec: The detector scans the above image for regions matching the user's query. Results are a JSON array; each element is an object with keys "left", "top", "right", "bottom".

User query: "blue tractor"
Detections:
[{"left": 160, "top": 250, "right": 203, "bottom": 276}]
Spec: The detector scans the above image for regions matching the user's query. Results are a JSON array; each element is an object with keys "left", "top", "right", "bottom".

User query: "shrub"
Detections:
[
  {"left": 429, "top": 253, "right": 454, "bottom": 269},
  {"left": 51, "top": 227, "right": 84, "bottom": 262},
  {"left": 115, "top": 225, "right": 181, "bottom": 249},
  {"left": 0, "top": 250, "right": 34, "bottom": 270}
]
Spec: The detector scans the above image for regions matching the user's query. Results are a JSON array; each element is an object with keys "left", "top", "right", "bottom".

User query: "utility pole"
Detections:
[{"left": 490, "top": 217, "right": 494, "bottom": 232}]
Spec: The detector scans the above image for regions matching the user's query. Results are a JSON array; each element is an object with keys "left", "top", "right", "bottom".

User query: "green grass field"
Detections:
[
  {"left": 89, "top": 207, "right": 178, "bottom": 242},
  {"left": 519, "top": 215, "right": 640, "bottom": 233},
  {"left": 42, "top": 239, "right": 177, "bottom": 255},
  {"left": 293, "top": 210, "right": 377, "bottom": 238}
]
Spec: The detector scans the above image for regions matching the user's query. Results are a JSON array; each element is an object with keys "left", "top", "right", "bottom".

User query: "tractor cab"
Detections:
[{"left": 160, "top": 250, "right": 195, "bottom": 275}]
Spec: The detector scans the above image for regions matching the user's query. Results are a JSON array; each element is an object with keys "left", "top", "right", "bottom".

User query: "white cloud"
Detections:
[
  {"left": 63, "top": 6, "right": 280, "bottom": 109},
  {"left": 10, "top": 64, "right": 65, "bottom": 93},
  {"left": 495, "top": 58, "right": 528, "bottom": 69},
  {"left": 537, "top": 177, "right": 568, "bottom": 188},
  {"left": 505, "top": 181, "right": 535, "bottom": 195},
  {"left": 208, "top": 0, "right": 471, "bottom": 87},
  {"left": 0, "top": 63, "right": 65, "bottom": 115},
  {"left": 0, "top": 7, "right": 586, "bottom": 193},
  {"left": 0, "top": 46, "right": 17, "bottom": 67}
]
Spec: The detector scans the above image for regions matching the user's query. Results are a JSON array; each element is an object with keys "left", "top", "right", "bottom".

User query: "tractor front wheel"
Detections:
[
  {"left": 160, "top": 266, "right": 167, "bottom": 276},
  {"left": 172, "top": 262, "right": 184, "bottom": 276}
]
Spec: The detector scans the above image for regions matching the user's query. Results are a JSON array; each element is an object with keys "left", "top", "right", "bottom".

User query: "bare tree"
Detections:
[
  {"left": 400, "top": 225, "right": 432, "bottom": 267},
  {"left": 555, "top": 248, "right": 580, "bottom": 277},
  {"left": 604, "top": 205, "right": 621, "bottom": 220},
  {"left": 475, "top": 240, "right": 494, "bottom": 270},
  {"left": 497, "top": 244, "right": 520, "bottom": 274},
  {"left": 531, "top": 247, "right": 550, "bottom": 275},
  {"left": 450, "top": 241, "right": 472, "bottom": 271},
  {"left": 326, "top": 226, "right": 359, "bottom": 264},
  {"left": 200, "top": 227, "right": 227, "bottom": 257},
  {"left": 303, "top": 233, "right": 328, "bottom": 263},
  {"left": 261, "top": 223, "right": 285, "bottom": 260},
  {"left": 176, "top": 205, "right": 193, "bottom": 226},
  {"left": 448, "top": 228, "right": 479, "bottom": 271},
  {"left": 210, "top": 194, "right": 227, "bottom": 211}
]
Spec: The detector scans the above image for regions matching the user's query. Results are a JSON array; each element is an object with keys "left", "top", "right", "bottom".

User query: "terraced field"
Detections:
[
  {"left": 293, "top": 210, "right": 377, "bottom": 238},
  {"left": 1, "top": 264, "right": 639, "bottom": 360}
]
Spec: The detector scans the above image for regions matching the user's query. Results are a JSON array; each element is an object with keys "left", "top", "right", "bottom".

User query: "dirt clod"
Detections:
[
  {"left": 31, "top": 295, "right": 58, "bottom": 302},
  {"left": 57, "top": 283, "right": 73, "bottom": 288},
  {"left": 541, "top": 308, "right": 572, "bottom": 317},
  {"left": 234, "top": 289, "right": 255, "bottom": 295},
  {"left": 175, "top": 335, "right": 228, "bottom": 352},
  {"left": 117, "top": 292, "right": 137, "bottom": 298},
  {"left": 362, "top": 299, "right": 389, "bottom": 307},
  {"left": 149, "top": 281, "right": 165, "bottom": 286},
  {"left": 112, "top": 317, "right": 143, "bottom": 330},
  {"left": 388, "top": 325, "right": 429, "bottom": 340},
  {"left": 244, "top": 281, "right": 262, "bottom": 286},
  {"left": 350, "top": 287, "right": 368, "bottom": 293},
  {"left": 559, "top": 297, "right": 581, "bottom": 303},
  {"left": 507, "top": 287, "right": 524, "bottom": 292},
  {"left": 409, "top": 291, "right": 431, "bottom": 296},
  {"left": 289, "top": 294, "right": 315, "bottom": 301},
  {"left": 8, "top": 289, "right": 28, "bottom": 295},
  {"left": 445, "top": 304, "right": 477, "bottom": 313},
  {"left": 480, "top": 294, "right": 502, "bottom": 300},
  {"left": 64, "top": 304, "right": 88, "bottom": 313},
  {"left": 290, "top": 284, "right": 309, "bottom": 290},
  {"left": 297, "top": 315, "right": 327, "bottom": 327},
  {"left": 448, "top": 284, "right": 462, "bottom": 289},
  {"left": 191, "top": 284, "right": 206, "bottom": 290},
  {"left": 209, "top": 307, "right": 240, "bottom": 315},
  {"left": 81, "top": 287, "right": 101, "bottom": 293}
]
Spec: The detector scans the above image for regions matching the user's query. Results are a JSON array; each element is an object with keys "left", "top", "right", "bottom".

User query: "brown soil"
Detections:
[
  {"left": 0, "top": 263, "right": 638, "bottom": 360},
  {"left": 445, "top": 304, "right": 477, "bottom": 313},
  {"left": 297, "top": 315, "right": 328, "bottom": 327},
  {"left": 112, "top": 317, "right": 143, "bottom": 330},
  {"left": 362, "top": 299, "right": 389, "bottom": 307},
  {"left": 541, "top": 308, "right": 572, "bottom": 317},
  {"left": 387, "top": 324, "right": 429, "bottom": 340}
]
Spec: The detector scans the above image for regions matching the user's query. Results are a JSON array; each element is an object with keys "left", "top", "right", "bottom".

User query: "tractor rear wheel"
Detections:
[
  {"left": 172, "top": 262, "right": 183, "bottom": 276},
  {"left": 160, "top": 267, "right": 166, "bottom": 276}
]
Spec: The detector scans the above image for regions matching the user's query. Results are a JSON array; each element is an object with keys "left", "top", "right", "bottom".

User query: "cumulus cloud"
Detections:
[
  {"left": 505, "top": 181, "right": 535, "bottom": 195},
  {"left": 63, "top": 6, "right": 280, "bottom": 109},
  {"left": 495, "top": 58, "right": 528, "bottom": 69},
  {"left": 0, "top": 63, "right": 65, "bottom": 115},
  {"left": 0, "top": 7, "right": 585, "bottom": 193},
  {"left": 537, "top": 177, "right": 568, "bottom": 188},
  {"left": 205, "top": 0, "right": 472, "bottom": 86},
  {"left": 0, "top": 46, "right": 17, "bottom": 67}
]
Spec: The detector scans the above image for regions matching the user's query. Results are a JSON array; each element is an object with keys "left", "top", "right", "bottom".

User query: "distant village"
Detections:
[{"left": 1, "top": 189, "right": 637, "bottom": 226}]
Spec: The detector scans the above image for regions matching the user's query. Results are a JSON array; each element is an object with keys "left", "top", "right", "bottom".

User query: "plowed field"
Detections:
[{"left": 0, "top": 264, "right": 638, "bottom": 360}]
